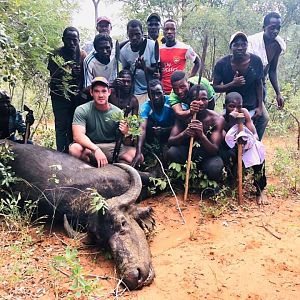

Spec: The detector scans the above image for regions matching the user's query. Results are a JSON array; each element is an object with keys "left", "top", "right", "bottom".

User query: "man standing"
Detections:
[
  {"left": 160, "top": 19, "right": 200, "bottom": 94},
  {"left": 83, "top": 34, "right": 117, "bottom": 87},
  {"left": 69, "top": 77, "right": 136, "bottom": 167},
  {"left": 169, "top": 70, "right": 215, "bottom": 118},
  {"left": 213, "top": 32, "right": 268, "bottom": 140},
  {"left": 146, "top": 13, "right": 162, "bottom": 44},
  {"left": 83, "top": 16, "right": 115, "bottom": 55},
  {"left": 48, "top": 27, "right": 86, "bottom": 153},
  {"left": 120, "top": 20, "right": 157, "bottom": 106},
  {"left": 132, "top": 79, "right": 179, "bottom": 167},
  {"left": 248, "top": 12, "right": 286, "bottom": 109},
  {"left": 0, "top": 90, "right": 34, "bottom": 143},
  {"left": 167, "top": 85, "right": 225, "bottom": 182}
]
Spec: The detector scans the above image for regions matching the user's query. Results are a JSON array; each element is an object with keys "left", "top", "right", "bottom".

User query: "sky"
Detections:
[{"left": 72, "top": 0, "right": 126, "bottom": 40}]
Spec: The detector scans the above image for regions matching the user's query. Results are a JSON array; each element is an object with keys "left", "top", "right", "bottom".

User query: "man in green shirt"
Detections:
[
  {"left": 169, "top": 70, "right": 215, "bottom": 119},
  {"left": 69, "top": 77, "right": 136, "bottom": 167}
]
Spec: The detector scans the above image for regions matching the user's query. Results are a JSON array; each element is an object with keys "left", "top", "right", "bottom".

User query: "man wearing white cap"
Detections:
[
  {"left": 83, "top": 16, "right": 116, "bottom": 56},
  {"left": 213, "top": 32, "right": 268, "bottom": 140},
  {"left": 69, "top": 77, "right": 136, "bottom": 167}
]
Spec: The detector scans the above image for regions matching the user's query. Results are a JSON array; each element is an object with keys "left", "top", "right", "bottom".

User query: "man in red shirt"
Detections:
[{"left": 160, "top": 19, "right": 200, "bottom": 94}]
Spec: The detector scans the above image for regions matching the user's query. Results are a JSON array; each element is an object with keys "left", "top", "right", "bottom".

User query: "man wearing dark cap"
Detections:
[
  {"left": 69, "top": 77, "right": 137, "bottom": 167},
  {"left": 213, "top": 32, "right": 269, "bottom": 140},
  {"left": 146, "top": 13, "right": 162, "bottom": 44}
]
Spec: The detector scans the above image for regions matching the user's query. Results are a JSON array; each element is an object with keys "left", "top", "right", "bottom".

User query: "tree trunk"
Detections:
[{"left": 92, "top": 0, "right": 101, "bottom": 33}]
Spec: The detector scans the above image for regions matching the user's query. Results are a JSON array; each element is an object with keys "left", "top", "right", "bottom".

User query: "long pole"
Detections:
[
  {"left": 237, "top": 112, "right": 244, "bottom": 205},
  {"left": 184, "top": 35, "right": 208, "bottom": 201}
]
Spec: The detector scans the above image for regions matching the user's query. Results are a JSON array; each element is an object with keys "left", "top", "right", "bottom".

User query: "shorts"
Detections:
[{"left": 94, "top": 142, "right": 135, "bottom": 162}]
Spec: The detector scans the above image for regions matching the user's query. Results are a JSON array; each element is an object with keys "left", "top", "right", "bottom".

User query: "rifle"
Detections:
[
  {"left": 112, "top": 105, "right": 131, "bottom": 163},
  {"left": 132, "top": 38, "right": 148, "bottom": 94},
  {"left": 184, "top": 34, "right": 208, "bottom": 202},
  {"left": 154, "top": 40, "right": 160, "bottom": 78},
  {"left": 23, "top": 104, "right": 33, "bottom": 144}
]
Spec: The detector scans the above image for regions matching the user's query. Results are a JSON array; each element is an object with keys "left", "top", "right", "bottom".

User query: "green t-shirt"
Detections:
[
  {"left": 169, "top": 76, "right": 215, "bottom": 106},
  {"left": 73, "top": 101, "right": 121, "bottom": 144}
]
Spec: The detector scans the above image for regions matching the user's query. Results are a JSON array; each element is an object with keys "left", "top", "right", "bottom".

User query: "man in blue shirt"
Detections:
[{"left": 132, "top": 79, "right": 181, "bottom": 167}]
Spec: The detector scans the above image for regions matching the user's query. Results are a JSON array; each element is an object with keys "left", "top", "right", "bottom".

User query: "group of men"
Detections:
[{"left": 36, "top": 12, "right": 286, "bottom": 196}]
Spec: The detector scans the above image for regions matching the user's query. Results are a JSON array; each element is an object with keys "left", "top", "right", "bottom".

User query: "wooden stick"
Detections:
[
  {"left": 237, "top": 112, "right": 244, "bottom": 205},
  {"left": 184, "top": 114, "right": 196, "bottom": 201},
  {"left": 184, "top": 34, "right": 208, "bottom": 201}
]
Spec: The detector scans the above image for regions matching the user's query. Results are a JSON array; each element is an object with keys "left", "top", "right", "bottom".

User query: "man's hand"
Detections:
[
  {"left": 119, "top": 120, "right": 129, "bottom": 135},
  {"left": 71, "top": 65, "right": 81, "bottom": 77},
  {"left": 190, "top": 100, "right": 201, "bottom": 114},
  {"left": 131, "top": 152, "right": 143, "bottom": 168},
  {"left": 94, "top": 148, "right": 108, "bottom": 168},
  {"left": 276, "top": 94, "right": 284, "bottom": 109},
  {"left": 135, "top": 57, "right": 144, "bottom": 70},
  {"left": 252, "top": 106, "right": 263, "bottom": 120},
  {"left": 189, "top": 119, "right": 204, "bottom": 139},
  {"left": 232, "top": 71, "right": 245, "bottom": 87},
  {"left": 25, "top": 112, "right": 34, "bottom": 126},
  {"left": 152, "top": 126, "right": 164, "bottom": 137}
]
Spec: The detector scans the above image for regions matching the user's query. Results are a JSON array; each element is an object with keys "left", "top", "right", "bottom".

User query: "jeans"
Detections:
[
  {"left": 51, "top": 98, "right": 74, "bottom": 153},
  {"left": 251, "top": 103, "right": 269, "bottom": 141}
]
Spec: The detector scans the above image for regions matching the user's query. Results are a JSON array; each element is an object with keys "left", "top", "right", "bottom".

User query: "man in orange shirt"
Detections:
[{"left": 160, "top": 19, "right": 200, "bottom": 94}]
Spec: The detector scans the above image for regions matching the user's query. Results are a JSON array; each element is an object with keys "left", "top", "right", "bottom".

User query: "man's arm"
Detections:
[
  {"left": 172, "top": 103, "right": 191, "bottom": 119},
  {"left": 188, "top": 56, "right": 200, "bottom": 78},
  {"left": 253, "top": 79, "right": 263, "bottom": 119},
  {"left": 131, "top": 96, "right": 139, "bottom": 116},
  {"left": 191, "top": 116, "right": 225, "bottom": 155},
  {"left": 72, "top": 124, "right": 109, "bottom": 167},
  {"left": 213, "top": 71, "right": 245, "bottom": 93},
  {"left": 168, "top": 120, "right": 190, "bottom": 146},
  {"left": 131, "top": 119, "right": 147, "bottom": 167},
  {"left": 268, "top": 48, "right": 284, "bottom": 108}
]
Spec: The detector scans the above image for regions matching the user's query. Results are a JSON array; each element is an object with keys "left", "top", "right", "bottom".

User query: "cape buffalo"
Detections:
[{"left": 1, "top": 140, "right": 155, "bottom": 290}]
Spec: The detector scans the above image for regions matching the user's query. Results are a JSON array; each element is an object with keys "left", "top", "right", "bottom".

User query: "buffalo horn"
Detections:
[
  {"left": 108, "top": 163, "right": 142, "bottom": 209},
  {"left": 63, "top": 214, "right": 86, "bottom": 239}
]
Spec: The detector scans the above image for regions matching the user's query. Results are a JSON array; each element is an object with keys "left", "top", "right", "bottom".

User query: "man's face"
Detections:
[
  {"left": 231, "top": 37, "right": 248, "bottom": 59},
  {"left": 62, "top": 30, "right": 79, "bottom": 51},
  {"left": 150, "top": 84, "right": 164, "bottom": 107},
  {"left": 147, "top": 18, "right": 160, "bottom": 40},
  {"left": 225, "top": 98, "right": 242, "bottom": 115},
  {"left": 190, "top": 90, "right": 208, "bottom": 110},
  {"left": 96, "top": 21, "right": 112, "bottom": 34},
  {"left": 264, "top": 17, "right": 281, "bottom": 40},
  {"left": 90, "top": 84, "right": 111, "bottom": 106},
  {"left": 119, "top": 74, "right": 132, "bottom": 94},
  {"left": 163, "top": 22, "right": 176, "bottom": 43},
  {"left": 172, "top": 78, "right": 189, "bottom": 100},
  {"left": 128, "top": 26, "right": 143, "bottom": 48},
  {"left": 95, "top": 40, "right": 112, "bottom": 62}
]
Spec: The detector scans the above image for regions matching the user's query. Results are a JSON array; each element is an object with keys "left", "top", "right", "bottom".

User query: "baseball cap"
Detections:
[
  {"left": 147, "top": 13, "right": 161, "bottom": 23},
  {"left": 229, "top": 31, "right": 248, "bottom": 46},
  {"left": 96, "top": 16, "right": 111, "bottom": 25},
  {"left": 91, "top": 76, "right": 109, "bottom": 88}
]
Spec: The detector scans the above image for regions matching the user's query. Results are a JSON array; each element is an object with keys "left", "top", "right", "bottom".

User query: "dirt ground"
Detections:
[{"left": 0, "top": 138, "right": 300, "bottom": 300}]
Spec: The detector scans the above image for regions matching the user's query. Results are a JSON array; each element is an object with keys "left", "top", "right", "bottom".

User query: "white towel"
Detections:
[
  {"left": 248, "top": 32, "right": 286, "bottom": 67},
  {"left": 225, "top": 124, "right": 265, "bottom": 168}
]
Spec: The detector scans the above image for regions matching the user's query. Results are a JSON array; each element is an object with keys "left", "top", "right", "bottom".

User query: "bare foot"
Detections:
[{"left": 256, "top": 191, "right": 269, "bottom": 205}]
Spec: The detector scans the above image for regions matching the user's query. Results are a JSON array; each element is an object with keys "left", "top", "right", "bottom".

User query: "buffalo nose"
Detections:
[{"left": 124, "top": 268, "right": 143, "bottom": 290}]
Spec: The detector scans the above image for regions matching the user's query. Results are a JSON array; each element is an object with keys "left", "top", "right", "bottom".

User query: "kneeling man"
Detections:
[
  {"left": 167, "top": 85, "right": 225, "bottom": 182},
  {"left": 69, "top": 77, "right": 136, "bottom": 167}
]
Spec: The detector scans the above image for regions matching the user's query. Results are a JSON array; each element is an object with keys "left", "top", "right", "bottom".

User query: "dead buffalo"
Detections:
[{"left": 2, "top": 140, "right": 155, "bottom": 290}]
